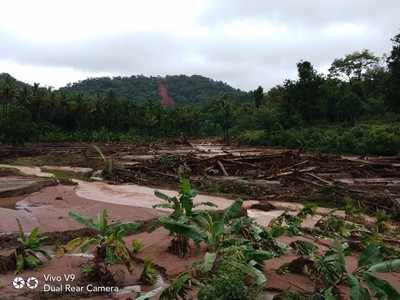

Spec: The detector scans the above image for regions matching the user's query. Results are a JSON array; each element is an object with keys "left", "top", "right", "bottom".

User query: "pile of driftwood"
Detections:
[
  {"left": 108, "top": 151, "right": 400, "bottom": 217},
  {"left": 2, "top": 142, "right": 399, "bottom": 217}
]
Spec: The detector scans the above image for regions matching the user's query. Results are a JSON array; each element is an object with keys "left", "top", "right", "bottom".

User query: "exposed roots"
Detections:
[{"left": 169, "top": 235, "right": 190, "bottom": 258}]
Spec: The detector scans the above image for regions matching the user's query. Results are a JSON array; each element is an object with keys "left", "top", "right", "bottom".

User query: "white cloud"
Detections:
[
  {"left": 0, "top": 0, "right": 205, "bottom": 41},
  {"left": 0, "top": 0, "right": 399, "bottom": 90},
  {"left": 0, "top": 60, "right": 109, "bottom": 88}
]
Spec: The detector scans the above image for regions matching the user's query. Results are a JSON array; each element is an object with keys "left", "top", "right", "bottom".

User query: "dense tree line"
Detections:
[
  {"left": 1, "top": 32, "right": 400, "bottom": 155},
  {"left": 236, "top": 33, "right": 400, "bottom": 155}
]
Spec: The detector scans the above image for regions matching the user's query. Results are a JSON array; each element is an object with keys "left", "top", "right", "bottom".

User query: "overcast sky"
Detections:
[{"left": 0, "top": 0, "right": 399, "bottom": 91}]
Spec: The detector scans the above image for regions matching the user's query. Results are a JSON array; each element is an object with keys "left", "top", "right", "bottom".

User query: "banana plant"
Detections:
[
  {"left": 153, "top": 178, "right": 216, "bottom": 257},
  {"left": 157, "top": 198, "right": 245, "bottom": 256},
  {"left": 161, "top": 247, "right": 267, "bottom": 300},
  {"left": 14, "top": 219, "right": 51, "bottom": 273},
  {"left": 269, "top": 210, "right": 303, "bottom": 237},
  {"left": 344, "top": 197, "right": 361, "bottom": 220},
  {"left": 160, "top": 272, "right": 192, "bottom": 300},
  {"left": 140, "top": 258, "right": 158, "bottom": 285},
  {"left": 153, "top": 178, "right": 217, "bottom": 218},
  {"left": 62, "top": 209, "right": 140, "bottom": 272},
  {"left": 348, "top": 244, "right": 400, "bottom": 300},
  {"left": 375, "top": 209, "right": 389, "bottom": 233},
  {"left": 193, "top": 199, "right": 243, "bottom": 252},
  {"left": 229, "top": 215, "right": 287, "bottom": 256},
  {"left": 277, "top": 242, "right": 400, "bottom": 300}
]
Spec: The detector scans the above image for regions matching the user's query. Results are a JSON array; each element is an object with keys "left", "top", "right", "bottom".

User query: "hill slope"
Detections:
[
  {"left": 0, "top": 73, "right": 28, "bottom": 89},
  {"left": 61, "top": 75, "right": 249, "bottom": 104}
]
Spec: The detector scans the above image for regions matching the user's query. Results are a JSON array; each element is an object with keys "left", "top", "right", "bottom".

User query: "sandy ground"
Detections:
[
  {"left": 0, "top": 164, "right": 256, "bottom": 233},
  {"left": 0, "top": 185, "right": 162, "bottom": 233},
  {"left": 74, "top": 180, "right": 239, "bottom": 211},
  {"left": 0, "top": 254, "right": 144, "bottom": 300},
  {"left": 0, "top": 164, "right": 55, "bottom": 178}
]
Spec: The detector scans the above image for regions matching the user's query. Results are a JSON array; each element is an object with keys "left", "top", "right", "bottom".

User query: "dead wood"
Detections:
[{"left": 217, "top": 160, "right": 229, "bottom": 176}]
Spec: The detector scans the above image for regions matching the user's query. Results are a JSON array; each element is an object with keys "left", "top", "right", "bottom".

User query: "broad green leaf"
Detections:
[
  {"left": 358, "top": 244, "right": 384, "bottom": 268},
  {"left": 290, "top": 240, "right": 317, "bottom": 256},
  {"left": 179, "top": 178, "right": 192, "bottom": 195},
  {"left": 25, "top": 255, "right": 40, "bottom": 268},
  {"left": 68, "top": 211, "right": 98, "bottom": 231},
  {"left": 270, "top": 225, "right": 286, "bottom": 238},
  {"left": 212, "top": 219, "right": 225, "bottom": 237},
  {"left": 348, "top": 273, "right": 371, "bottom": 300},
  {"left": 27, "top": 227, "right": 39, "bottom": 244},
  {"left": 105, "top": 247, "right": 118, "bottom": 264},
  {"left": 324, "top": 287, "right": 338, "bottom": 300},
  {"left": 332, "top": 240, "right": 346, "bottom": 267},
  {"left": 161, "top": 219, "right": 205, "bottom": 242},
  {"left": 246, "top": 249, "right": 274, "bottom": 262},
  {"left": 229, "top": 260, "right": 267, "bottom": 285},
  {"left": 193, "top": 213, "right": 210, "bottom": 229},
  {"left": 114, "top": 222, "right": 141, "bottom": 236},
  {"left": 198, "top": 252, "right": 217, "bottom": 273},
  {"left": 181, "top": 194, "right": 194, "bottom": 216},
  {"left": 368, "top": 259, "right": 400, "bottom": 273},
  {"left": 160, "top": 272, "right": 191, "bottom": 300},
  {"left": 363, "top": 272, "right": 400, "bottom": 300},
  {"left": 80, "top": 238, "right": 98, "bottom": 253},
  {"left": 223, "top": 199, "right": 243, "bottom": 223}
]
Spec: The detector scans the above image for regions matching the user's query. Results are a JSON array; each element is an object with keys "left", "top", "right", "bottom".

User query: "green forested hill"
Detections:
[
  {"left": 60, "top": 74, "right": 249, "bottom": 104},
  {"left": 0, "top": 73, "right": 28, "bottom": 90}
]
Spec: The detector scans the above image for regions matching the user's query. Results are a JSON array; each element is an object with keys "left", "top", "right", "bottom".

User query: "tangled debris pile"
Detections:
[
  {"left": 108, "top": 146, "right": 400, "bottom": 218},
  {"left": 1, "top": 142, "right": 399, "bottom": 217}
]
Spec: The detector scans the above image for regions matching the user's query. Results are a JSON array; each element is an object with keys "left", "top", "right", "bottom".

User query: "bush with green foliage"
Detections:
[
  {"left": 153, "top": 178, "right": 216, "bottom": 257},
  {"left": 140, "top": 258, "right": 158, "bottom": 285},
  {"left": 276, "top": 241, "right": 400, "bottom": 299},
  {"left": 13, "top": 219, "right": 50, "bottom": 273},
  {"left": 155, "top": 179, "right": 290, "bottom": 300},
  {"left": 62, "top": 210, "right": 140, "bottom": 273}
]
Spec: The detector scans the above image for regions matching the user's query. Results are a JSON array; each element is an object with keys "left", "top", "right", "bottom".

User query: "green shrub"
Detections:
[
  {"left": 197, "top": 271, "right": 251, "bottom": 300},
  {"left": 237, "top": 130, "right": 268, "bottom": 145}
]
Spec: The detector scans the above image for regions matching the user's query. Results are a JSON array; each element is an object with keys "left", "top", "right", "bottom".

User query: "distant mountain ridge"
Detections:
[{"left": 60, "top": 74, "right": 249, "bottom": 104}]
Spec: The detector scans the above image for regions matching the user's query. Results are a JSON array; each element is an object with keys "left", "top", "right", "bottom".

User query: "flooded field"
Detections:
[{"left": 0, "top": 142, "right": 399, "bottom": 299}]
